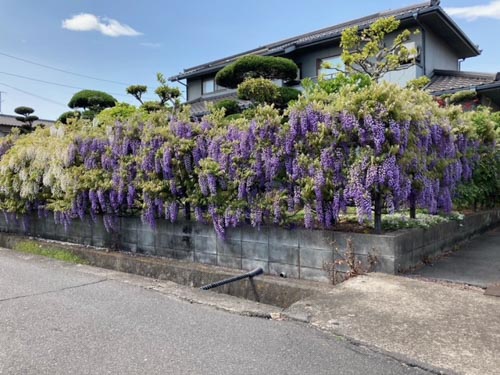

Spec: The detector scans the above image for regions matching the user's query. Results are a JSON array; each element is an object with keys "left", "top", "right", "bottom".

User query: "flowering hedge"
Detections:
[{"left": 0, "top": 82, "right": 495, "bottom": 236}]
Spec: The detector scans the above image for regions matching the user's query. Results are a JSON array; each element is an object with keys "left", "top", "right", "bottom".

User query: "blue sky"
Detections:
[{"left": 1, "top": 0, "right": 499, "bottom": 120}]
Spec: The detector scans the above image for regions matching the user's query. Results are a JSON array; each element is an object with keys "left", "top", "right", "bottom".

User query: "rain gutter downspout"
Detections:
[{"left": 413, "top": 12, "right": 426, "bottom": 76}]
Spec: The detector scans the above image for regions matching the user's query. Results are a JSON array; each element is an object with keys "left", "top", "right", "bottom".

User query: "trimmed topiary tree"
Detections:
[
  {"left": 126, "top": 85, "right": 148, "bottom": 105},
  {"left": 14, "top": 106, "right": 39, "bottom": 134},
  {"left": 68, "top": 90, "right": 116, "bottom": 119},
  {"left": 215, "top": 55, "right": 298, "bottom": 89}
]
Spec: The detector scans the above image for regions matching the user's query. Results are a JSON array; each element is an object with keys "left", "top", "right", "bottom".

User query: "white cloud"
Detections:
[
  {"left": 62, "top": 13, "right": 142, "bottom": 37},
  {"left": 445, "top": 1, "right": 500, "bottom": 21},
  {"left": 140, "top": 42, "right": 162, "bottom": 48}
]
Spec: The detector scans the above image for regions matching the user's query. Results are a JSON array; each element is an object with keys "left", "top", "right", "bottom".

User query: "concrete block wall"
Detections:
[{"left": 0, "top": 209, "right": 498, "bottom": 282}]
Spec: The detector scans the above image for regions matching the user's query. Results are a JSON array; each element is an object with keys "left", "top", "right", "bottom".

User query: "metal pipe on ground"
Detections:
[{"left": 200, "top": 267, "right": 264, "bottom": 291}]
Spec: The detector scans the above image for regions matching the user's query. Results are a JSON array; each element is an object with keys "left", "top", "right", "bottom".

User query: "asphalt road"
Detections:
[{"left": 0, "top": 248, "right": 429, "bottom": 375}]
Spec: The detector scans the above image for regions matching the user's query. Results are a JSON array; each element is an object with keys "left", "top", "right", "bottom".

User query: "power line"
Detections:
[
  {"left": 0, "top": 71, "right": 155, "bottom": 99},
  {"left": 0, "top": 51, "right": 135, "bottom": 86},
  {"left": 0, "top": 82, "right": 67, "bottom": 108}
]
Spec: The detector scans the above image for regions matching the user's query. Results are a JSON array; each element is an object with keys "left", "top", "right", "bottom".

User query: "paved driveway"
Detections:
[{"left": 413, "top": 226, "right": 500, "bottom": 288}]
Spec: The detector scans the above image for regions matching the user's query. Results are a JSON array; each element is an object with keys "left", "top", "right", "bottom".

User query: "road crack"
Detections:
[{"left": 0, "top": 279, "right": 108, "bottom": 303}]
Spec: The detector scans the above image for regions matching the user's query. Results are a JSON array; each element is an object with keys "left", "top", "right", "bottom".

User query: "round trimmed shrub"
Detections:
[
  {"left": 216, "top": 56, "right": 298, "bottom": 89},
  {"left": 237, "top": 78, "right": 279, "bottom": 104}
]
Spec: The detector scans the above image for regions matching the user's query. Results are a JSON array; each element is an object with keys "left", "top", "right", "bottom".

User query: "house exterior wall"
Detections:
[
  {"left": 187, "top": 78, "right": 202, "bottom": 101},
  {"left": 291, "top": 45, "right": 343, "bottom": 79},
  {"left": 424, "top": 27, "right": 460, "bottom": 73},
  {"left": 382, "top": 65, "right": 424, "bottom": 86},
  {"left": 184, "top": 25, "right": 459, "bottom": 102}
]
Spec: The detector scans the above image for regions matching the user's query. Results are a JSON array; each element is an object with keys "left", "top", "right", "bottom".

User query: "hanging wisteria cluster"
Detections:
[{"left": 0, "top": 83, "right": 487, "bottom": 236}]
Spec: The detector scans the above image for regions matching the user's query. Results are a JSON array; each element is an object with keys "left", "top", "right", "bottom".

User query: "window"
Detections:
[
  {"left": 202, "top": 78, "right": 215, "bottom": 94},
  {"left": 317, "top": 56, "right": 344, "bottom": 79}
]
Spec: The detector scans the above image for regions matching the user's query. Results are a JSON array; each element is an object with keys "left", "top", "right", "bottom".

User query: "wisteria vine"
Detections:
[{"left": 0, "top": 84, "right": 488, "bottom": 237}]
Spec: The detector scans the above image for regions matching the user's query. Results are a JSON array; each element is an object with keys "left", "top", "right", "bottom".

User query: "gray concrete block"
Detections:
[
  {"left": 268, "top": 226, "right": 299, "bottom": 247},
  {"left": 157, "top": 219, "right": 184, "bottom": 235},
  {"left": 120, "top": 241, "right": 137, "bottom": 253},
  {"left": 216, "top": 238, "right": 242, "bottom": 257},
  {"left": 242, "top": 258, "right": 269, "bottom": 273},
  {"left": 193, "top": 235, "right": 217, "bottom": 254},
  {"left": 66, "top": 219, "right": 92, "bottom": 244},
  {"left": 223, "top": 226, "right": 241, "bottom": 241},
  {"left": 191, "top": 222, "right": 215, "bottom": 237},
  {"left": 299, "top": 247, "right": 334, "bottom": 269},
  {"left": 120, "top": 217, "right": 138, "bottom": 243},
  {"left": 0, "top": 213, "right": 9, "bottom": 231},
  {"left": 241, "top": 225, "right": 268, "bottom": 243},
  {"left": 217, "top": 255, "right": 242, "bottom": 270},
  {"left": 159, "top": 233, "right": 193, "bottom": 252},
  {"left": 137, "top": 228, "right": 155, "bottom": 249},
  {"left": 269, "top": 244, "right": 299, "bottom": 265},
  {"left": 194, "top": 252, "right": 217, "bottom": 265},
  {"left": 269, "top": 262, "right": 299, "bottom": 279},
  {"left": 91, "top": 217, "right": 113, "bottom": 248},
  {"left": 241, "top": 240, "right": 269, "bottom": 261},
  {"left": 297, "top": 229, "right": 334, "bottom": 250},
  {"left": 157, "top": 249, "right": 193, "bottom": 262},
  {"left": 333, "top": 232, "right": 395, "bottom": 257},
  {"left": 120, "top": 216, "right": 137, "bottom": 230},
  {"left": 300, "top": 267, "right": 329, "bottom": 282}
]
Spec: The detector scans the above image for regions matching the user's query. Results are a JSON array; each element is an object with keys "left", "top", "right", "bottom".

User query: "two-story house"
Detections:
[{"left": 169, "top": 0, "right": 499, "bottom": 116}]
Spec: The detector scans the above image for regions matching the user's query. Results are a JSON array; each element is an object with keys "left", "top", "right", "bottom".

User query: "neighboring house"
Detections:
[
  {"left": 170, "top": 0, "right": 499, "bottom": 117},
  {"left": 426, "top": 70, "right": 500, "bottom": 110},
  {"left": 0, "top": 114, "right": 55, "bottom": 137}
]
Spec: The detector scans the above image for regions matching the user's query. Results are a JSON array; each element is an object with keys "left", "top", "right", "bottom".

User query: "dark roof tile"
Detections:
[
  {"left": 186, "top": 91, "right": 252, "bottom": 117},
  {"left": 426, "top": 70, "right": 499, "bottom": 94},
  {"left": 0, "top": 114, "right": 55, "bottom": 128}
]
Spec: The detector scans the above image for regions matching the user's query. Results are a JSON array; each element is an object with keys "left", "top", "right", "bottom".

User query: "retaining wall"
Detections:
[{"left": 1, "top": 209, "right": 498, "bottom": 282}]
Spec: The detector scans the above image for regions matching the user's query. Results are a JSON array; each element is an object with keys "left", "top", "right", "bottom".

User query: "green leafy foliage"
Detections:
[
  {"left": 455, "top": 107, "right": 499, "bottom": 208},
  {"left": 13, "top": 240, "right": 88, "bottom": 264},
  {"left": 216, "top": 55, "right": 298, "bottom": 89},
  {"left": 405, "top": 76, "right": 430, "bottom": 90},
  {"left": 275, "top": 87, "right": 301, "bottom": 108},
  {"left": 96, "top": 103, "right": 139, "bottom": 123},
  {"left": 57, "top": 111, "right": 81, "bottom": 125},
  {"left": 449, "top": 90, "right": 477, "bottom": 104},
  {"left": 14, "top": 106, "right": 39, "bottom": 133},
  {"left": 140, "top": 101, "right": 162, "bottom": 113},
  {"left": 213, "top": 99, "right": 241, "bottom": 116},
  {"left": 340, "top": 16, "right": 418, "bottom": 80},
  {"left": 68, "top": 90, "right": 117, "bottom": 116},
  {"left": 126, "top": 85, "right": 148, "bottom": 104},
  {"left": 237, "top": 78, "right": 279, "bottom": 104},
  {"left": 317, "top": 72, "right": 371, "bottom": 94}
]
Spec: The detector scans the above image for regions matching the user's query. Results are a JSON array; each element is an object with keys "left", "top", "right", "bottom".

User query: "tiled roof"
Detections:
[
  {"left": 170, "top": 1, "right": 480, "bottom": 81},
  {"left": 426, "top": 70, "right": 500, "bottom": 94},
  {"left": 186, "top": 91, "right": 252, "bottom": 117},
  {"left": 0, "top": 114, "right": 55, "bottom": 128}
]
